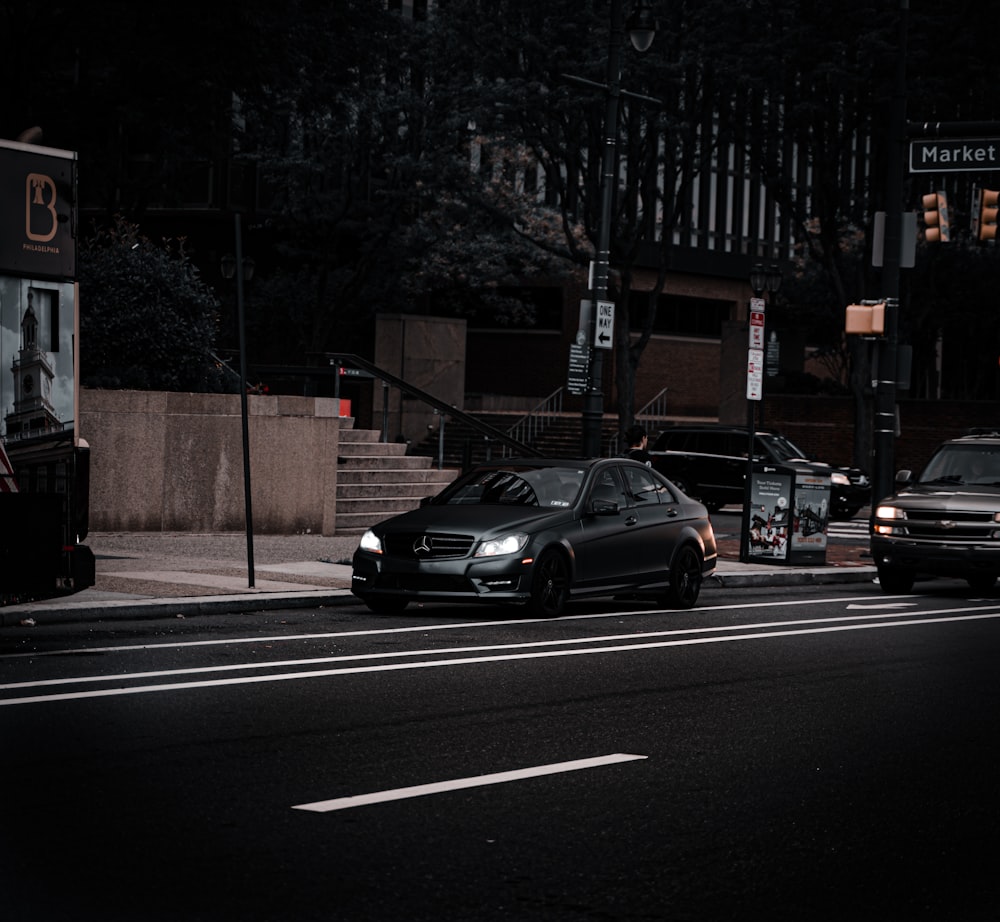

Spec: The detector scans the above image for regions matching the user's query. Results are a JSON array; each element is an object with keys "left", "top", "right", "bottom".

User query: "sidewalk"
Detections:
[{"left": 1, "top": 530, "right": 878, "bottom": 626}]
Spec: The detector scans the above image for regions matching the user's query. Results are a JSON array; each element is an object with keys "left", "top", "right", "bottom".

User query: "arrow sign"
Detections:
[{"left": 594, "top": 300, "right": 614, "bottom": 350}]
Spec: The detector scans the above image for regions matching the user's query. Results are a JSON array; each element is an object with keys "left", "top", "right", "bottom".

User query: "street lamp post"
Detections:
[
  {"left": 220, "top": 214, "right": 256, "bottom": 588},
  {"left": 740, "top": 263, "right": 782, "bottom": 564},
  {"left": 581, "top": 0, "right": 657, "bottom": 458}
]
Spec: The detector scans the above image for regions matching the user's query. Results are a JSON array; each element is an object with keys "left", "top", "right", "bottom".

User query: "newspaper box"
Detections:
[{"left": 747, "top": 462, "right": 830, "bottom": 566}]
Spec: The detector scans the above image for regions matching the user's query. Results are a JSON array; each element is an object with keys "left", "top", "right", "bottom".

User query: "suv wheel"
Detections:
[
  {"left": 877, "top": 565, "right": 915, "bottom": 594},
  {"left": 670, "top": 477, "right": 695, "bottom": 501}
]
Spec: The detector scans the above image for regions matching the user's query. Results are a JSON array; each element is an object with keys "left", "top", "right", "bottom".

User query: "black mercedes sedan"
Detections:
[{"left": 351, "top": 457, "right": 717, "bottom": 616}]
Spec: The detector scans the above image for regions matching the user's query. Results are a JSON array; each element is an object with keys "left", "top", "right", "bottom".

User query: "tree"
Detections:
[{"left": 78, "top": 219, "right": 226, "bottom": 391}]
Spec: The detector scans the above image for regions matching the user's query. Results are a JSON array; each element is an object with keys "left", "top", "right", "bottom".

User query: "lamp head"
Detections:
[{"left": 627, "top": 0, "right": 657, "bottom": 52}]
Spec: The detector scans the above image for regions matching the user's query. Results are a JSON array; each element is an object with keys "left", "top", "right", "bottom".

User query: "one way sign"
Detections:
[{"left": 594, "top": 300, "right": 614, "bottom": 350}]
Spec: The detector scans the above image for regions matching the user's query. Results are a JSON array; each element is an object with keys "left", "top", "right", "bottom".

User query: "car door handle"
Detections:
[
  {"left": 625, "top": 515, "right": 638, "bottom": 526},
  {"left": 666, "top": 507, "right": 679, "bottom": 517}
]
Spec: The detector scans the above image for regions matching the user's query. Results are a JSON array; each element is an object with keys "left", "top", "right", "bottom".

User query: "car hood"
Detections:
[
  {"left": 887, "top": 483, "right": 1000, "bottom": 511},
  {"left": 372, "top": 503, "right": 570, "bottom": 536}
]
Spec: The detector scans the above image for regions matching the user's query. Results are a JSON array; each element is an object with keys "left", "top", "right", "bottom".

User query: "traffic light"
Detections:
[
  {"left": 976, "top": 188, "right": 999, "bottom": 241},
  {"left": 921, "top": 191, "right": 950, "bottom": 242},
  {"left": 845, "top": 301, "right": 886, "bottom": 336}
]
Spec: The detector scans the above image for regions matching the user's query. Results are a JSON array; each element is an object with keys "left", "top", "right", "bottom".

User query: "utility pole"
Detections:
[{"left": 872, "top": 0, "right": 909, "bottom": 509}]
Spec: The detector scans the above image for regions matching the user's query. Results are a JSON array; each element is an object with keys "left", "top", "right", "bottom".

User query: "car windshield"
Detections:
[
  {"left": 918, "top": 445, "right": 1000, "bottom": 486},
  {"left": 442, "top": 466, "right": 585, "bottom": 507},
  {"left": 758, "top": 433, "right": 808, "bottom": 462}
]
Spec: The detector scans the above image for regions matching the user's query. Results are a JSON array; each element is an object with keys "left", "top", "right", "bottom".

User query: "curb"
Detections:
[
  {"left": 1, "top": 589, "right": 356, "bottom": 627},
  {"left": 2, "top": 566, "right": 881, "bottom": 627},
  {"left": 710, "top": 566, "right": 878, "bottom": 589}
]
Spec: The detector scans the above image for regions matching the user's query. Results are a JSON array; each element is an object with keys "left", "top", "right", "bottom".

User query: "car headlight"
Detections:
[
  {"left": 831, "top": 472, "right": 850, "bottom": 486},
  {"left": 875, "top": 504, "right": 905, "bottom": 520},
  {"left": 475, "top": 533, "right": 529, "bottom": 558},
  {"left": 359, "top": 529, "right": 383, "bottom": 555}
]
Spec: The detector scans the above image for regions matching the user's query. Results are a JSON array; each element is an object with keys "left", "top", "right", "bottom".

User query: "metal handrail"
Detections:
[
  {"left": 636, "top": 386, "right": 670, "bottom": 422},
  {"left": 252, "top": 353, "right": 543, "bottom": 462},
  {"left": 501, "top": 387, "right": 565, "bottom": 458},
  {"left": 606, "top": 387, "right": 670, "bottom": 456}
]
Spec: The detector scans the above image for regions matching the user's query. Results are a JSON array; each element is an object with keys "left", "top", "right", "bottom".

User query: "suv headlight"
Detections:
[
  {"left": 475, "top": 533, "right": 529, "bottom": 558},
  {"left": 831, "top": 472, "right": 850, "bottom": 486},
  {"left": 359, "top": 529, "right": 383, "bottom": 555},
  {"left": 873, "top": 504, "right": 905, "bottom": 536}
]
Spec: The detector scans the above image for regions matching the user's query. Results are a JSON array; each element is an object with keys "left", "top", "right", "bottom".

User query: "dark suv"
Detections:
[
  {"left": 871, "top": 429, "right": 1000, "bottom": 594},
  {"left": 649, "top": 424, "right": 869, "bottom": 519}
]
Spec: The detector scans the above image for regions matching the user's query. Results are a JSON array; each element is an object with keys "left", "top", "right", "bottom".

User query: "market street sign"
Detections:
[{"left": 909, "top": 138, "right": 1000, "bottom": 173}]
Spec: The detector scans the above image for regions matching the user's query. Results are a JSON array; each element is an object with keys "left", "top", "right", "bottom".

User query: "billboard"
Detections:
[{"left": 0, "top": 140, "right": 77, "bottom": 281}]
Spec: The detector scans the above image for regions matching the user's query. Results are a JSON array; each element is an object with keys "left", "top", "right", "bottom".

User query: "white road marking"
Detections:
[
  {"left": 0, "top": 594, "right": 919, "bottom": 659},
  {"left": 291, "top": 754, "right": 648, "bottom": 813},
  {"left": 3, "top": 609, "right": 1000, "bottom": 707},
  {"left": 4, "top": 603, "right": 998, "bottom": 693},
  {"left": 846, "top": 602, "right": 919, "bottom": 609}
]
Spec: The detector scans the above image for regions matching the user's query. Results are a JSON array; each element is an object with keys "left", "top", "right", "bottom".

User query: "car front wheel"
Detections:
[
  {"left": 528, "top": 549, "right": 570, "bottom": 617},
  {"left": 661, "top": 544, "right": 703, "bottom": 609},
  {"left": 877, "top": 565, "right": 915, "bottom": 594}
]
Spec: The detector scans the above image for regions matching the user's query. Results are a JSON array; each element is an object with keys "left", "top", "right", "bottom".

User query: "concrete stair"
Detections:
[{"left": 336, "top": 426, "right": 458, "bottom": 534}]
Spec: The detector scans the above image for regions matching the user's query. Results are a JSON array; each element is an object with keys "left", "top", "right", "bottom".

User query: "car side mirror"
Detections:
[
  {"left": 590, "top": 499, "right": 620, "bottom": 516},
  {"left": 895, "top": 470, "right": 913, "bottom": 485}
]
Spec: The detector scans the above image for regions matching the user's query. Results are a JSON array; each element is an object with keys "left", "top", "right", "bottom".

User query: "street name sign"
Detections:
[
  {"left": 909, "top": 138, "right": 1000, "bottom": 173},
  {"left": 567, "top": 343, "right": 591, "bottom": 395}
]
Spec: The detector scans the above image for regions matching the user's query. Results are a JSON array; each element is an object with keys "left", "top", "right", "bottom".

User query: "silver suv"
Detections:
[{"left": 871, "top": 429, "right": 1000, "bottom": 594}]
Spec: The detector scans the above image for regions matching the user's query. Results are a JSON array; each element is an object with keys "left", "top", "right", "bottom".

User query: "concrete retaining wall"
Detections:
[{"left": 81, "top": 389, "right": 343, "bottom": 535}]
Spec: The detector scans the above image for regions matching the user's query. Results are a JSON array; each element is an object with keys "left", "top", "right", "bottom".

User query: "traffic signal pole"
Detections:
[{"left": 872, "top": 0, "right": 909, "bottom": 510}]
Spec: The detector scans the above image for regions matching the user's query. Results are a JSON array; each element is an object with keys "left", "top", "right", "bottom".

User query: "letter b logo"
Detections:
[{"left": 26, "top": 172, "right": 59, "bottom": 242}]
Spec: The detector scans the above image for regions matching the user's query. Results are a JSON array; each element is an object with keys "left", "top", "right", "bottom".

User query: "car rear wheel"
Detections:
[
  {"left": 661, "top": 544, "right": 703, "bottom": 609},
  {"left": 877, "top": 565, "right": 915, "bottom": 594},
  {"left": 967, "top": 573, "right": 997, "bottom": 593},
  {"left": 527, "top": 549, "right": 569, "bottom": 617},
  {"left": 364, "top": 597, "right": 409, "bottom": 614}
]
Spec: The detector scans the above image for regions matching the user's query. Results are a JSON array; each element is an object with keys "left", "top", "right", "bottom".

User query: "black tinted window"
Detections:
[{"left": 624, "top": 465, "right": 669, "bottom": 503}]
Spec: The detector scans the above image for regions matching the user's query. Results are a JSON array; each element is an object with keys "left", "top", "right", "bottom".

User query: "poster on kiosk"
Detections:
[{"left": 748, "top": 466, "right": 830, "bottom": 564}]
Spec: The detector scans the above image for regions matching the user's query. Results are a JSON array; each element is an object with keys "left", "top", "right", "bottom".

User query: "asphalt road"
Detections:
[{"left": 3, "top": 581, "right": 999, "bottom": 921}]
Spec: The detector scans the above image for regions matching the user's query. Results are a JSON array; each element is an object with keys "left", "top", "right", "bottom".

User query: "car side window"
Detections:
[
  {"left": 589, "top": 467, "right": 629, "bottom": 508},
  {"left": 624, "top": 465, "right": 668, "bottom": 503},
  {"left": 724, "top": 434, "right": 748, "bottom": 458}
]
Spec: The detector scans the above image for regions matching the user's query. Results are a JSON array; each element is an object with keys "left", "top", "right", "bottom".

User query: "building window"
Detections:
[{"left": 628, "top": 292, "right": 731, "bottom": 338}]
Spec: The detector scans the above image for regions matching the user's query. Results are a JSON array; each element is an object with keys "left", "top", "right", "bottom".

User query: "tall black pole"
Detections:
[
  {"left": 234, "top": 213, "right": 255, "bottom": 588},
  {"left": 582, "top": 0, "right": 625, "bottom": 459},
  {"left": 873, "top": 0, "right": 908, "bottom": 508}
]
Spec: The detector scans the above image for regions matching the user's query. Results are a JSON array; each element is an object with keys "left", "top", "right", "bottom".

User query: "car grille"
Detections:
[
  {"left": 900, "top": 509, "right": 996, "bottom": 541},
  {"left": 384, "top": 532, "right": 476, "bottom": 560}
]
